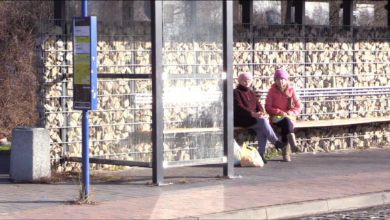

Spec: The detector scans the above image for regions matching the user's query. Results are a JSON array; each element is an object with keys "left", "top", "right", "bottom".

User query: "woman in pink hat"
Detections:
[
  {"left": 234, "top": 72, "right": 287, "bottom": 164},
  {"left": 265, "top": 69, "right": 302, "bottom": 162}
]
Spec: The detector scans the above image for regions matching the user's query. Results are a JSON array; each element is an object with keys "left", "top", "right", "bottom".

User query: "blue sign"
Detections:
[
  {"left": 72, "top": 16, "right": 98, "bottom": 111},
  {"left": 144, "top": 0, "right": 151, "bottom": 20}
]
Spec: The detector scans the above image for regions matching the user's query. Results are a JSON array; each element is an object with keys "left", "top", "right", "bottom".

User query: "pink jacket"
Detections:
[{"left": 265, "top": 83, "right": 301, "bottom": 128}]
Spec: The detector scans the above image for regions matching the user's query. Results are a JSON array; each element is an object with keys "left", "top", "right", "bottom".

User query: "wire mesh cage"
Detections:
[
  {"left": 36, "top": 16, "right": 390, "bottom": 167},
  {"left": 35, "top": 19, "right": 153, "bottom": 167},
  {"left": 36, "top": 16, "right": 226, "bottom": 167},
  {"left": 232, "top": 23, "right": 390, "bottom": 151}
]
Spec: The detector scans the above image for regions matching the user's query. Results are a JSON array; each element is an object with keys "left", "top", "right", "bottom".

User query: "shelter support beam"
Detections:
[
  {"left": 294, "top": 0, "right": 305, "bottom": 25},
  {"left": 223, "top": 0, "right": 234, "bottom": 177},
  {"left": 342, "top": 0, "right": 353, "bottom": 26},
  {"left": 151, "top": 1, "right": 164, "bottom": 184}
]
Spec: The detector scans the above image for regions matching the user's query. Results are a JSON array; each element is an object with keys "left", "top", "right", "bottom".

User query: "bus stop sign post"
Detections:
[{"left": 72, "top": 2, "right": 97, "bottom": 200}]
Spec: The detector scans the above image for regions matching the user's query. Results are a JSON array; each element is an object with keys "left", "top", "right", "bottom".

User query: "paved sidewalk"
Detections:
[{"left": 0, "top": 148, "right": 390, "bottom": 219}]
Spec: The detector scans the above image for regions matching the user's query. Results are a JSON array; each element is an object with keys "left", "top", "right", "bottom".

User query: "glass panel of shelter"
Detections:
[{"left": 162, "top": 1, "right": 225, "bottom": 166}]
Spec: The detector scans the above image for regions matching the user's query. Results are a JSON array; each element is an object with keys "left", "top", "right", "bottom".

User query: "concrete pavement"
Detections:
[{"left": 0, "top": 147, "right": 390, "bottom": 219}]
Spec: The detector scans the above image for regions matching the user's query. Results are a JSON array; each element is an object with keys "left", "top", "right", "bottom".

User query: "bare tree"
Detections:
[
  {"left": 354, "top": 1, "right": 387, "bottom": 26},
  {"left": 253, "top": 1, "right": 282, "bottom": 24},
  {"left": 0, "top": 1, "right": 52, "bottom": 139},
  {"left": 329, "top": 0, "right": 343, "bottom": 25}
]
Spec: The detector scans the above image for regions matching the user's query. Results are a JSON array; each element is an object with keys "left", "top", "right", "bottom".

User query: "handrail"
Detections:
[
  {"left": 255, "top": 86, "right": 390, "bottom": 98},
  {"left": 134, "top": 91, "right": 222, "bottom": 104}
]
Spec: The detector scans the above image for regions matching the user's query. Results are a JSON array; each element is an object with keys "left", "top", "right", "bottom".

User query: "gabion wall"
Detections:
[{"left": 36, "top": 20, "right": 390, "bottom": 170}]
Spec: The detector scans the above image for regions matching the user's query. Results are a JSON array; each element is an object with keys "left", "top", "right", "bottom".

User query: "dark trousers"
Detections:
[{"left": 273, "top": 117, "right": 294, "bottom": 143}]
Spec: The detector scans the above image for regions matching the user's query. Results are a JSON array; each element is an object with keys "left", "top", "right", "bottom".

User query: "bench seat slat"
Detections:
[
  {"left": 137, "top": 127, "right": 222, "bottom": 134},
  {"left": 138, "top": 116, "right": 390, "bottom": 134},
  {"left": 295, "top": 116, "right": 390, "bottom": 128}
]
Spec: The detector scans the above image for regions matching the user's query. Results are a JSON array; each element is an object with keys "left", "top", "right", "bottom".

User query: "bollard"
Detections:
[{"left": 10, "top": 127, "right": 50, "bottom": 181}]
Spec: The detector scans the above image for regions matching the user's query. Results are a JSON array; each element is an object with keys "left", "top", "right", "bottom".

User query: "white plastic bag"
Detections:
[
  {"left": 240, "top": 143, "right": 264, "bottom": 167},
  {"left": 233, "top": 139, "right": 243, "bottom": 166}
]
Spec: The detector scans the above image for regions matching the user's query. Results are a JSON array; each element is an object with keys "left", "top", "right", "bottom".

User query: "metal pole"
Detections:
[
  {"left": 294, "top": 0, "right": 305, "bottom": 25},
  {"left": 81, "top": 0, "right": 89, "bottom": 201},
  {"left": 82, "top": 0, "right": 87, "bottom": 17},
  {"left": 342, "top": 0, "right": 353, "bottom": 26},
  {"left": 240, "top": 0, "right": 251, "bottom": 25},
  {"left": 151, "top": 0, "right": 164, "bottom": 184},
  {"left": 223, "top": 0, "right": 234, "bottom": 177},
  {"left": 82, "top": 110, "right": 89, "bottom": 200},
  {"left": 53, "top": 0, "right": 68, "bottom": 166},
  {"left": 388, "top": 1, "right": 390, "bottom": 26}
]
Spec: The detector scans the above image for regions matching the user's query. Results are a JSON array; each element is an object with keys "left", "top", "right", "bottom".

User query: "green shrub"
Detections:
[{"left": 0, "top": 144, "right": 11, "bottom": 155}]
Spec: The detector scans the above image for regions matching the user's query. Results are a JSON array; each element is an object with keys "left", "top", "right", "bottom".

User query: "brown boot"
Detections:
[
  {"left": 282, "top": 144, "right": 291, "bottom": 162},
  {"left": 287, "top": 133, "right": 302, "bottom": 153}
]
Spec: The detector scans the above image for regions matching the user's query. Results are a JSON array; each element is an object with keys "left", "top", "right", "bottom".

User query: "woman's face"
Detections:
[
  {"left": 239, "top": 80, "right": 252, "bottom": 88},
  {"left": 275, "top": 78, "right": 287, "bottom": 87}
]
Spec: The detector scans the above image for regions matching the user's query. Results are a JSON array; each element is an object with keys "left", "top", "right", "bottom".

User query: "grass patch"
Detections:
[
  {"left": 71, "top": 179, "right": 97, "bottom": 205},
  {"left": 102, "top": 165, "right": 126, "bottom": 171},
  {"left": 0, "top": 144, "right": 11, "bottom": 156},
  {"left": 265, "top": 148, "right": 282, "bottom": 159},
  {"left": 358, "top": 146, "right": 370, "bottom": 150},
  {"left": 68, "top": 170, "right": 129, "bottom": 183},
  {"left": 179, "top": 177, "right": 188, "bottom": 183}
]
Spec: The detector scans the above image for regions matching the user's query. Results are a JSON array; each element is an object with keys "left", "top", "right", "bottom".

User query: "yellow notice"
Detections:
[
  {"left": 75, "top": 36, "right": 90, "bottom": 43},
  {"left": 74, "top": 55, "right": 90, "bottom": 85}
]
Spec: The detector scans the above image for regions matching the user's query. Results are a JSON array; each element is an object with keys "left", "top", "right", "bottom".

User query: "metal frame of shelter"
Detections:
[
  {"left": 53, "top": 0, "right": 234, "bottom": 184},
  {"left": 51, "top": 0, "right": 390, "bottom": 184}
]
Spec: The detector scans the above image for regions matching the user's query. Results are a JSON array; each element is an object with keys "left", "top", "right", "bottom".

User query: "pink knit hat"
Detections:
[
  {"left": 274, "top": 69, "right": 288, "bottom": 81},
  {"left": 238, "top": 72, "right": 253, "bottom": 81}
]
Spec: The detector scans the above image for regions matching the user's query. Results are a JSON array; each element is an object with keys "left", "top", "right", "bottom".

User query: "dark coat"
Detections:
[{"left": 234, "top": 84, "right": 264, "bottom": 128}]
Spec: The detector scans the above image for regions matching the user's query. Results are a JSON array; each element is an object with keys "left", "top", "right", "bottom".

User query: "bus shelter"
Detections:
[{"left": 38, "top": 1, "right": 234, "bottom": 184}]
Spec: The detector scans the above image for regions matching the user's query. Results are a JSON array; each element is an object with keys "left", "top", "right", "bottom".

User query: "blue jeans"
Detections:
[{"left": 249, "top": 118, "right": 279, "bottom": 154}]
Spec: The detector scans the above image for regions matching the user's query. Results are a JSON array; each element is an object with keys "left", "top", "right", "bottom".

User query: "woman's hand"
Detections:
[
  {"left": 251, "top": 111, "right": 264, "bottom": 118},
  {"left": 278, "top": 111, "right": 287, "bottom": 117}
]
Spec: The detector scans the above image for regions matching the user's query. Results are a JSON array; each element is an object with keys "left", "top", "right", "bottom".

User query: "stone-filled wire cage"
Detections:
[
  {"left": 232, "top": 23, "right": 390, "bottom": 152},
  {"left": 36, "top": 1, "right": 390, "bottom": 166},
  {"left": 35, "top": 18, "right": 154, "bottom": 169},
  {"left": 35, "top": 1, "right": 228, "bottom": 168}
]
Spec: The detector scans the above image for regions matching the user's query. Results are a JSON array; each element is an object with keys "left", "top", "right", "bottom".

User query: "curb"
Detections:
[{"left": 185, "top": 191, "right": 390, "bottom": 220}]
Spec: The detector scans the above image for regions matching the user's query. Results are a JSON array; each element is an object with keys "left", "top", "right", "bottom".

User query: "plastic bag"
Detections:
[
  {"left": 240, "top": 143, "right": 264, "bottom": 167},
  {"left": 272, "top": 115, "right": 295, "bottom": 123},
  {"left": 233, "top": 139, "right": 243, "bottom": 166}
]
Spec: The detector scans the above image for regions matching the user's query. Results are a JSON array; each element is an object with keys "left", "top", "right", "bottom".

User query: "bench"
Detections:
[
  {"left": 235, "top": 86, "right": 390, "bottom": 150},
  {"left": 135, "top": 86, "right": 390, "bottom": 134},
  {"left": 254, "top": 86, "right": 390, "bottom": 127},
  {"left": 137, "top": 127, "right": 223, "bottom": 134},
  {"left": 132, "top": 88, "right": 390, "bottom": 154}
]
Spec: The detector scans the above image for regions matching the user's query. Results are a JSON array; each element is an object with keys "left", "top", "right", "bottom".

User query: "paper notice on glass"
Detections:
[
  {"left": 74, "top": 26, "right": 90, "bottom": 36},
  {"left": 75, "top": 43, "right": 90, "bottom": 55},
  {"left": 74, "top": 55, "right": 90, "bottom": 85},
  {"left": 74, "top": 36, "right": 90, "bottom": 55}
]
